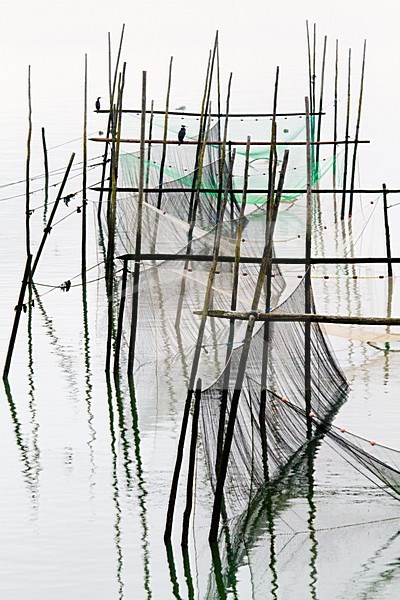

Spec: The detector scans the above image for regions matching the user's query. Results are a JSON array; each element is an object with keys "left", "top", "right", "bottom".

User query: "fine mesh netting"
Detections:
[{"left": 200, "top": 278, "right": 348, "bottom": 519}]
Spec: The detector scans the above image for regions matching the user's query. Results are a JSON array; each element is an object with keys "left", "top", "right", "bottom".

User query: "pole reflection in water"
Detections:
[
  {"left": 127, "top": 376, "right": 152, "bottom": 598},
  {"left": 3, "top": 379, "right": 33, "bottom": 492},
  {"left": 106, "top": 376, "right": 125, "bottom": 598},
  {"left": 82, "top": 280, "right": 96, "bottom": 497},
  {"left": 27, "top": 298, "right": 41, "bottom": 511},
  {"left": 306, "top": 439, "right": 318, "bottom": 600},
  {"left": 165, "top": 541, "right": 183, "bottom": 600}
]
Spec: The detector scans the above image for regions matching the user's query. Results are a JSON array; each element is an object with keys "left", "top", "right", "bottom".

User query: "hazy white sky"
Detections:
[{"left": 1, "top": 0, "right": 400, "bottom": 186}]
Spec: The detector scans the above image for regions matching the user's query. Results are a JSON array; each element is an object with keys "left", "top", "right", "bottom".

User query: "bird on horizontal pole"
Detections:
[
  {"left": 178, "top": 125, "right": 186, "bottom": 145},
  {"left": 95, "top": 97, "right": 101, "bottom": 112}
]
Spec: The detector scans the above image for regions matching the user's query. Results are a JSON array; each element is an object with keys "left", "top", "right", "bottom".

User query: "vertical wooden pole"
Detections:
[
  {"left": 333, "top": 40, "right": 338, "bottom": 195},
  {"left": 165, "top": 150, "right": 236, "bottom": 542},
  {"left": 215, "top": 136, "right": 250, "bottom": 476},
  {"left": 127, "top": 71, "right": 147, "bottom": 374},
  {"left": 209, "top": 153, "right": 288, "bottom": 543},
  {"left": 216, "top": 72, "right": 232, "bottom": 220},
  {"left": 340, "top": 48, "right": 351, "bottom": 220},
  {"left": 305, "top": 97, "right": 313, "bottom": 437},
  {"left": 82, "top": 53, "right": 88, "bottom": 282},
  {"left": 315, "top": 35, "right": 327, "bottom": 169},
  {"left": 3, "top": 255, "right": 32, "bottom": 380},
  {"left": 181, "top": 378, "right": 201, "bottom": 548},
  {"left": 97, "top": 24, "right": 125, "bottom": 220},
  {"left": 26, "top": 65, "right": 32, "bottom": 258},
  {"left": 157, "top": 57, "right": 173, "bottom": 210},
  {"left": 105, "top": 65, "right": 126, "bottom": 372},
  {"left": 145, "top": 99, "right": 154, "bottom": 203},
  {"left": 41, "top": 127, "right": 49, "bottom": 226},
  {"left": 113, "top": 258, "right": 128, "bottom": 373},
  {"left": 382, "top": 184, "right": 393, "bottom": 277},
  {"left": 260, "top": 150, "right": 289, "bottom": 480},
  {"left": 348, "top": 40, "right": 367, "bottom": 217},
  {"left": 306, "top": 21, "right": 313, "bottom": 117}
]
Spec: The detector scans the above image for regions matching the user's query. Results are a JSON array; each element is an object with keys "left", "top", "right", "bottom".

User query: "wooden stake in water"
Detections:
[
  {"left": 127, "top": 71, "right": 147, "bottom": 374},
  {"left": 157, "top": 57, "right": 173, "bottom": 210},
  {"left": 305, "top": 97, "right": 313, "bottom": 437},
  {"left": 164, "top": 150, "right": 236, "bottom": 543},
  {"left": 26, "top": 65, "right": 32, "bottom": 258},
  {"left": 340, "top": 49, "right": 351, "bottom": 220},
  {"left": 348, "top": 40, "right": 367, "bottom": 218},
  {"left": 97, "top": 24, "right": 125, "bottom": 220},
  {"left": 333, "top": 40, "right": 339, "bottom": 196},
  {"left": 208, "top": 150, "right": 287, "bottom": 544},
  {"left": 113, "top": 259, "right": 128, "bottom": 373},
  {"left": 82, "top": 53, "right": 88, "bottom": 282},
  {"left": 41, "top": 127, "right": 49, "bottom": 226},
  {"left": 181, "top": 378, "right": 201, "bottom": 548},
  {"left": 145, "top": 99, "right": 154, "bottom": 203},
  {"left": 382, "top": 184, "right": 393, "bottom": 277},
  {"left": 3, "top": 255, "right": 32, "bottom": 380}
]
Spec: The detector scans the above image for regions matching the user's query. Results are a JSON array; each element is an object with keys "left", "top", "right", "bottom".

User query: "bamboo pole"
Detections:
[
  {"left": 333, "top": 40, "right": 338, "bottom": 195},
  {"left": 215, "top": 136, "right": 250, "bottom": 476},
  {"left": 157, "top": 57, "right": 173, "bottom": 210},
  {"left": 306, "top": 21, "right": 313, "bottom": 117},
  {"left": 382, "top": 184, "right": 393, "bottom": 277},
  {"left": 164, "top": 151, "right": 236, "bottom": 542},
  {"left": 31, "top": 153, "right": 75, "bottom": 276},
  {"left": 113, "top": 258, "right": 128, "bottom": 373},
  {"left": 340, "top": 49, "right": 351, "bottom": 220},
  {"left": 3, "top": 255, "right": 32, "bottom": 380},
  {"left": 95, "top": 184, "right": 386, "bottom": 196},
  {"left": 105, "top": 65, "right": 126, "bottom": 373},
  {"left": 312, "top": 23, "right": 316, "bottom": 127},
  {"left": 348, "top": 40, "right": 367, "bottom": 217},
  {"left": 315, "top": 35, "right": 327, "bottom": 168},
  {"left": 145, "top": 99, "right": 154, "bottom": 203},
  {"left": 216, "top": 72, "right": 232, "bottom": 219},
  {"left": 260, "top": 151, "right": 289, "bottom": 479},
  {"left": 90, "top": 137, "right": 367, "bottom": 146},
  {"left": 26, "top": 65, "right": 32, "bottom": 258},
  {"left": 97, "top": 24, "right": 125, "bottom": 220},
  {"left": 181, "top": 378, "right": 201, "bottom": 548},
  {"left": 305, "top": 97, "right": 313, "bottom": 435},
  {"left": 209, "top": 149, "right": 287, "bottom": 543},
  {"left": 82, "top": 53, "right": 88, "bottom": 282},
  {"left": 41, "top": 127, "right": 49, "bottom": 226},
  {"left": 127, "top": 71, "right": 147, "bottom": 374},
  {"left": 173, "top": 47, "right": 215, "bottom": 328},
  {"left": 195, "top": 310, "right": 400, "bottom": 327},
  {"left": 119, "top": 254, "right": 400, "bottom": 266},
  {"left": 97, "top": 108, "right": 324, "bottom": 118}
]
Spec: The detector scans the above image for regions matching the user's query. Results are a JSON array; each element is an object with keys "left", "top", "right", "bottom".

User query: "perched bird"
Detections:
[
  {"left": 178, "top": 125, "right": 186, "bottom": 145},
  {"left": 175, "top": 105, "right": 186, "bottom": 111},
  {"left": 95, "top": 97, "right": 101, "bottom": 112}
]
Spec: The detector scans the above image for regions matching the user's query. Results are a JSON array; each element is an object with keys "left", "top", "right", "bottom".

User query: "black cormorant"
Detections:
[
  {"left": 178, "top": 125, "right": 186, "bottom": 145},
  {"left": 95, "top": 97, "right": 101, "bottom": 112}
]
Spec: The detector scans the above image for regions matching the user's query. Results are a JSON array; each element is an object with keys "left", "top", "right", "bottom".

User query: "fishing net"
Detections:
[{"left": 199, "top": 277, "right": 348, "bottom": 519}]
